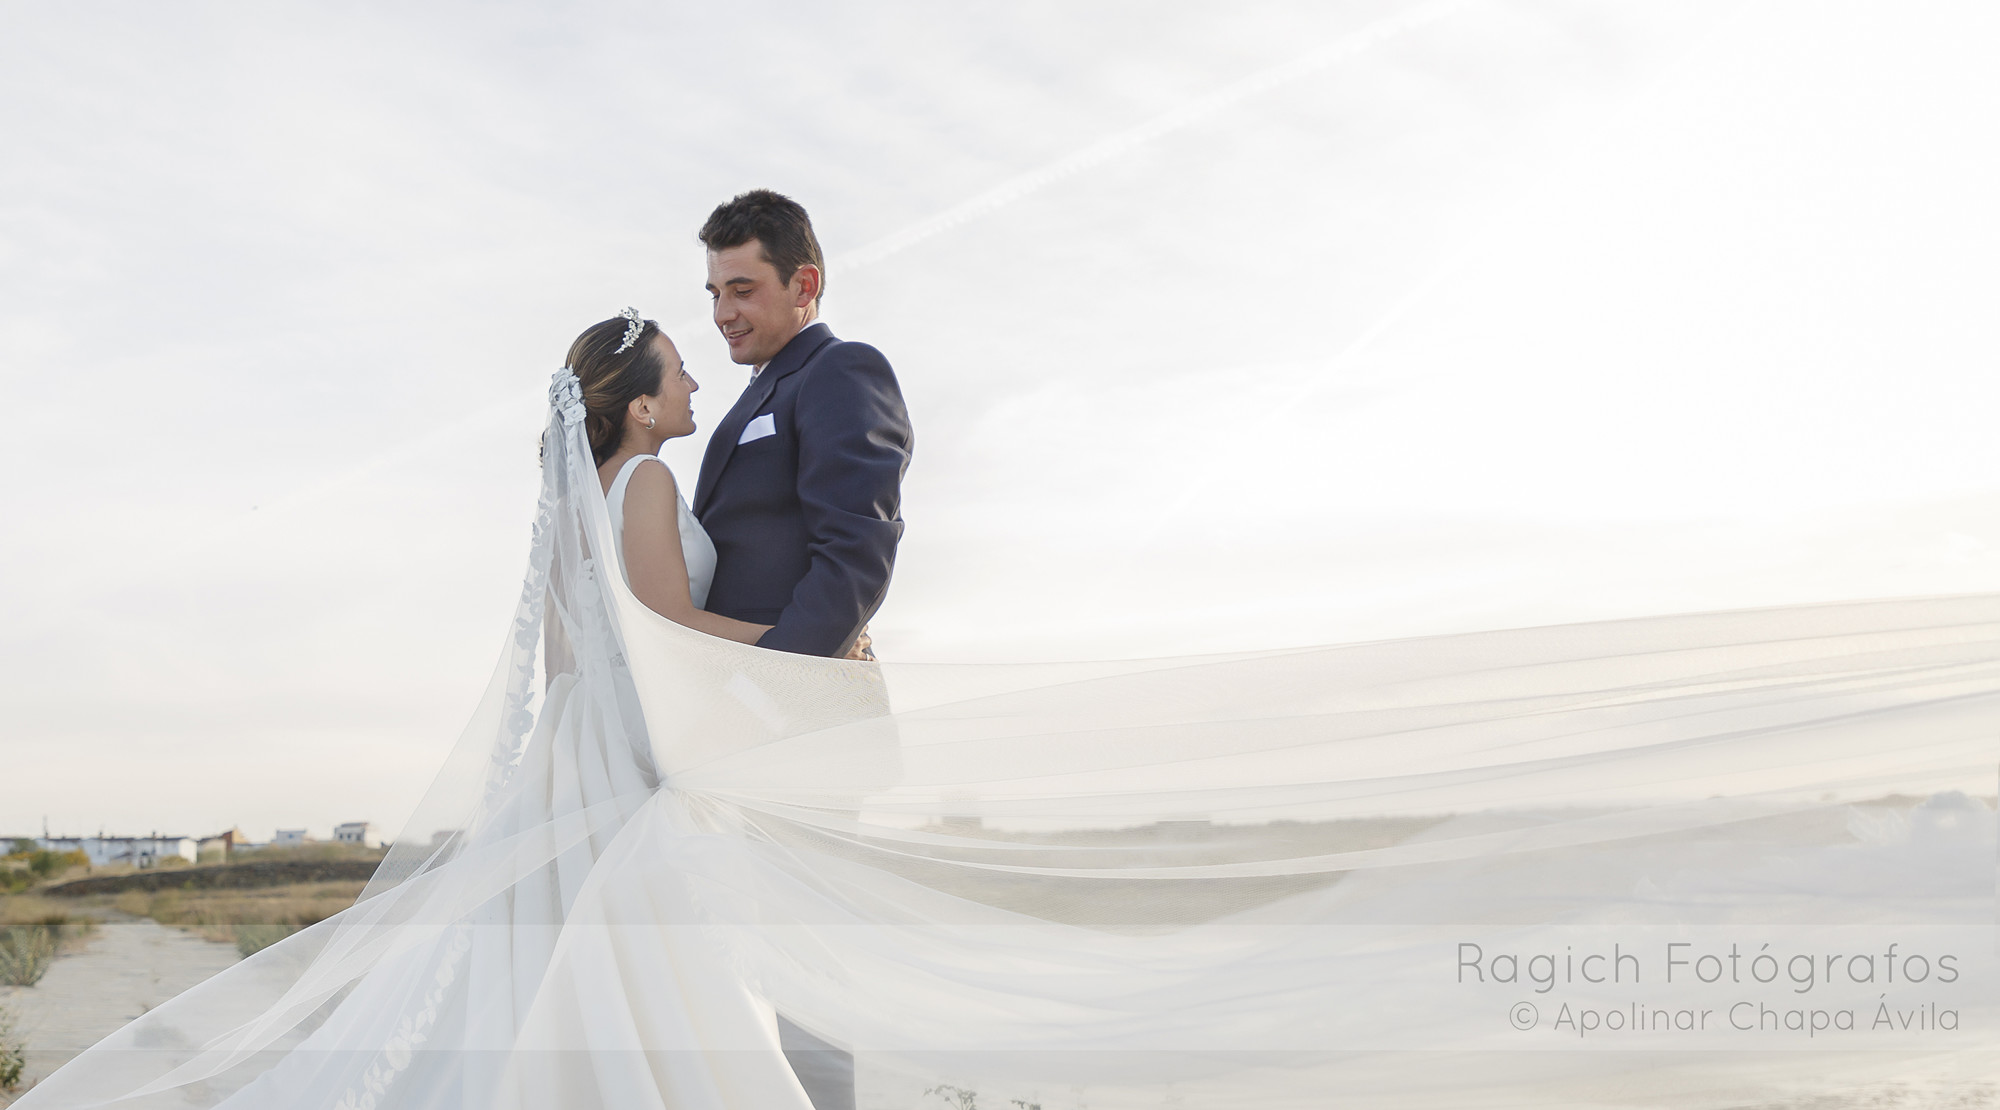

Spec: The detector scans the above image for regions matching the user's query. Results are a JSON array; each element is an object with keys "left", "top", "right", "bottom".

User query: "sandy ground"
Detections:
[{"left": 0, "top": 919, "right": 241, "bottom": 1102}]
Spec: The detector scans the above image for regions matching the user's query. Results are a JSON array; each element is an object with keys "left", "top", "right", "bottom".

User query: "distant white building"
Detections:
[
  {"left": 333, "top": 822, "right": 374, "bottom": 847},
  {"left": 35, "top": 836, "right": 196, "bottom": 868},
  {"left": 272, "top": 829, "right": 311, "bottom": 847}
]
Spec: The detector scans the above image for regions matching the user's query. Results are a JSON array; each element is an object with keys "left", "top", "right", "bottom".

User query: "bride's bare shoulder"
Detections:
[{"left": 620, "top": 456, "right": 681, "bottom": 512}]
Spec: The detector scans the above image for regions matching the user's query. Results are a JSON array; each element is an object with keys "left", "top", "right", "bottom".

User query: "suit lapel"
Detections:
[
  {"left": 693, "top": 377, "right": 769, "bottom": 516},
  {"left": 692, "top": 323, "right": 836, "bottom": 517}
]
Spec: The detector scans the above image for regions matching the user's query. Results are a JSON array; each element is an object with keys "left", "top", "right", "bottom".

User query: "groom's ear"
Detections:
[{"left": 790, "top": 264, "right": 821, "bottom": 308}]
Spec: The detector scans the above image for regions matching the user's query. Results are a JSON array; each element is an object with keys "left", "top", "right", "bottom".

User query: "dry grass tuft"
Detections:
[
  {"left": 0, "top": 896, "right": 83, "bottom": 930},
  {"left": 232, "top": 843, "right": 384, "bottom": 864},
  {"left": 94, "top": 882, "right": 365, "bottom": 949}
]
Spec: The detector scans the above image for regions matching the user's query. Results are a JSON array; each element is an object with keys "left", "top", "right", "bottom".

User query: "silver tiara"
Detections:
[{"left": 615, "top": 306, "right": 649, "bottom": 354}]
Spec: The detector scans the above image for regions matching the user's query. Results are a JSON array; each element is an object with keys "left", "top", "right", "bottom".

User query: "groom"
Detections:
[
  {"left": 693, "top": 188, "right": 913, "bottom": 661},
  {"left": 691, "top": 189, "right": 913, "bottom": 1110}
]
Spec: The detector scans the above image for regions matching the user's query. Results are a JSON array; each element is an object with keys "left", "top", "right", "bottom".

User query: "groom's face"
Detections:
[{"left": 705, "top": 240, "right": 816, "bottom": 367}]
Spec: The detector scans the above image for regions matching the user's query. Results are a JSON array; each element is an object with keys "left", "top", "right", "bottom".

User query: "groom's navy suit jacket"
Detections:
[{"left": 692, "top": 323, "right": 913, "bottom": 658}]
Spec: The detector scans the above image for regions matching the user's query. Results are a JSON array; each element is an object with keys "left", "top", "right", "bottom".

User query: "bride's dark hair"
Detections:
[{"left": 565, "top": 315, "right": 667, "bottom": 466}]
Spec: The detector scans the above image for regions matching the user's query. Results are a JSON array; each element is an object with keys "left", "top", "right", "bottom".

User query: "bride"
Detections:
[
  {"left": 573, "top": 311, "right": 758, "bottom": 646},
  {"left": 16, "top": 301, "right": 2000, "bottom": 1109}
]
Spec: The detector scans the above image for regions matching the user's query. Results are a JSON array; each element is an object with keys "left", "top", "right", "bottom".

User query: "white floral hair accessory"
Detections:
[
  {"left": 614, "top": 307, "right": 650, "bottom": 354},
  {"left": 549, "top": 368, "right": 586, "bottom": 426}
]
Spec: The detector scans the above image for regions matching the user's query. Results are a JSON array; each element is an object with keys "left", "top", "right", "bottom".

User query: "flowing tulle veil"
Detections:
[{"left": 16, "top": 368, "right": 2000, "bottom": 1108}]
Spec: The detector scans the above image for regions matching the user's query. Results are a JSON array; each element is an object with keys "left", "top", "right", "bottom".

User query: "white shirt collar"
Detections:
[{"left": 750, "top": 318, "right": 825, "bottom": 378}]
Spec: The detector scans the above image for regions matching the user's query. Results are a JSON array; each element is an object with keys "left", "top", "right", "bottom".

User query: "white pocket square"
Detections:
[{"left": 737, "top": 413, "right": 776, "bottom": 445}]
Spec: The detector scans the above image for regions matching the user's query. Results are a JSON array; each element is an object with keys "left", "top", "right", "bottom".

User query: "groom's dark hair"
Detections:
[{"left": 699, "top": 189, "right": 825, "bottom": 305}]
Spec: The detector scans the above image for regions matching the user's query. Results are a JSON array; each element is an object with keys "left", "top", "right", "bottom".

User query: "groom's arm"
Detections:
[{"left": 758, "top": 343, "right": 913, "bottom": 658}]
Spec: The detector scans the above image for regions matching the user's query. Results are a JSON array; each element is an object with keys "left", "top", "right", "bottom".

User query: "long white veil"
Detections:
[{"left": 16, "top": 365, "right": 1999, "bottom": 1108}]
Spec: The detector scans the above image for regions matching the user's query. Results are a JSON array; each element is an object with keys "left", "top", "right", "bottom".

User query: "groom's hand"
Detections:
[{"left": 842, "top": 628, "right": 875, "bottom": 662}]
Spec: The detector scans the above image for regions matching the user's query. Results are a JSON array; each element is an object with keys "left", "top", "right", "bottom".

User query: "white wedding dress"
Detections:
[
  {"left": 18, "top": 376, "right": 2000, "bottom": 1110},
  {"left": 604, "top": 454, "right": 716, "bottom": 611}
]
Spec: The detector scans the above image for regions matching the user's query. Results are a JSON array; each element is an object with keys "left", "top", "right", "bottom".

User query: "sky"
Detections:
[{"left": 3, "top": 0, "right": 1998, "bottom": 843}]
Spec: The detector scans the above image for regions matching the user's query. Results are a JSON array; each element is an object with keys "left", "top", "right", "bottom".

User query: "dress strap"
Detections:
[{"left": 609, "top": 454, "right": 666, "bottom": 499}]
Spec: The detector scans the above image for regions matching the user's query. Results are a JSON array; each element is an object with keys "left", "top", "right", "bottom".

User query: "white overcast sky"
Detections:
[{"left": 3, "top": 0, "right": 1997, "bottom": 842}]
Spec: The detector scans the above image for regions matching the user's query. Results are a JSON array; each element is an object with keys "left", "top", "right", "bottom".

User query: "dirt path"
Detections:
[{"left": 1, "top": 919, "right": 240, "bottom": 1098}]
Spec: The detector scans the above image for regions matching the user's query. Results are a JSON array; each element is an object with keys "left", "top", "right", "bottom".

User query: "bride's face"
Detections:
[{"left": 637, "top": 333, "right": 698, "bottom": 439}]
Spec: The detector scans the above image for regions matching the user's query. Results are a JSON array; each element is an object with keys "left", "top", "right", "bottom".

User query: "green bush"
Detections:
[
  {"left": 0, "top": 925, "right": 56, "bottom": 987},
  {"left": 15, "top": 850, "right": 89, "bottom": 883},
  {"left": 0, "top": 1000, "right": 24, "bottom": 1091},
  {"left": 234, "top": 923, "right": 295, "bottom": 958}
]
